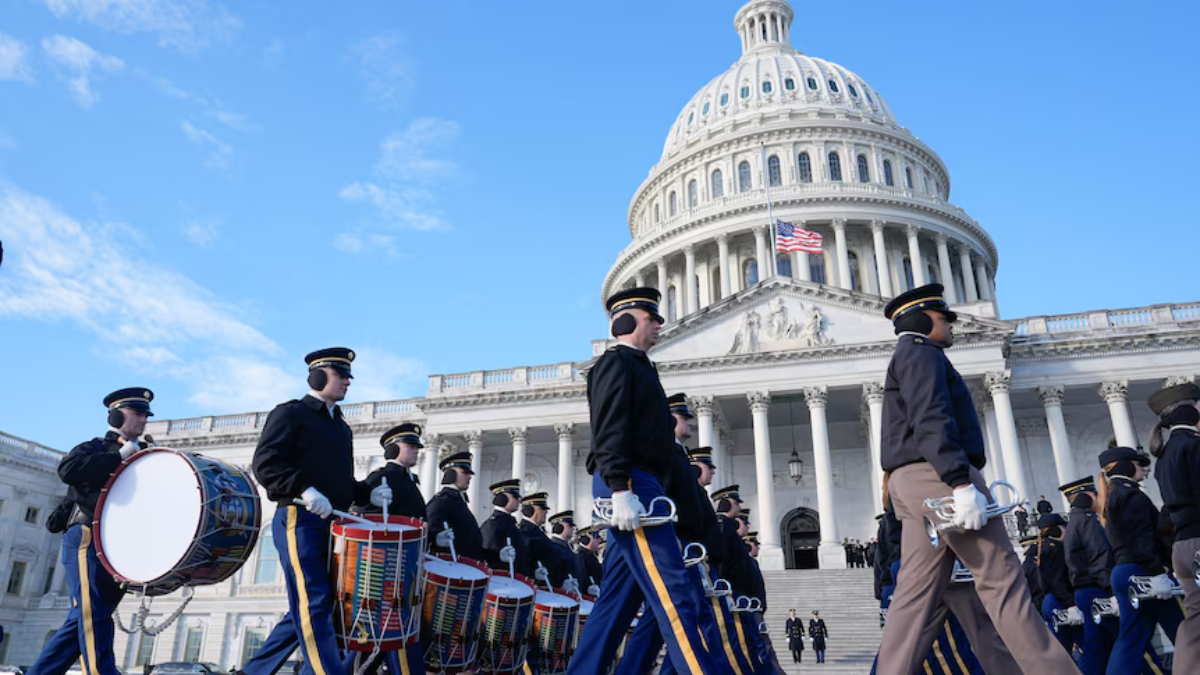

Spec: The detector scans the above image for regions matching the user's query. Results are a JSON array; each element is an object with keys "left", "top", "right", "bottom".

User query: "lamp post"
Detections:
[{"left": 789, "top": 449, "right": 804, "bottom": 484}]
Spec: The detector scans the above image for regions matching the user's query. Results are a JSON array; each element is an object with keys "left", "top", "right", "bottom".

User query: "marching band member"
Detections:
[
  {"left": 875, "top": 284, "right": 1077, "bottom": 674},
  {"left": 248, "top": 348, "right": 392, "bottom": 675},
  {"left": 1060, "top": 476, "right": 1117, "bottom": 675},
  {"left": 743, "top": 533, "right": 787, "bottom": 672},
  {"left": 1034, "top": 513, "right": 1081, "bottom": 651},
  {"left": 1149, "top": 381, "right": 1200, "bottom": 673},
  {"left": 427, "top": 451, "right": 484, "bottom": 562},
  {"left": 575, "top": 526, "right": 604, "bottom": 594},
  {"left": 548, "top": 511, "right": 584, "bottom": 594},
  {"left": 1021, "top": 534, "right": 1044, "bottom": 612},
  {"left": 29, "top": 388, "right": 153, "bottom": 675},
  {"left": 480, "top": 478, "right": 524, "bottom": 573},
  {"left": 518, "top": 492, "right": 566, "bottom": 587},
  {"left": 567, "top": 288, "right": 720, "bottom": 675},
  {"left": 1097, "top": 446, "right": 1183, "bottom": 673},
  {"left": 712, "top": 486, "right": 765, "bottom": 673}
]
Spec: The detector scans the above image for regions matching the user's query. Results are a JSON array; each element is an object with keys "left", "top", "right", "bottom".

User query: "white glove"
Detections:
[
  {"left": 1066, "top": 606, "right": 1084, "bottom": 625},
  {"left": 300, "top": 487, "right": 333, "bottom": 518},
  {"left": 951, "top": 484, "right": 988, "bottom": 531},
  {"left": 610, "top": 490, "right": 646, "bottom": 531},
  {"left": 119, "top": 439, "right": 141, "bottom": 459},
  {"left": 1149, "top": 573, "right": 1176, "bottom": 599},
  {"left": 437, "top": 529, "right": 455, "bottom": 548},
  {"left": 499, "top": 545, "right": 516, "bottom": 564},
  {"left": 534, "top": 564, "right": 549, "bottom": 583},
  {"left": 588, "top": 584, "right": 601, "bottom": 597},
  {"left": 563, "top": 576, "right": 580, "bottom": 595},
  {"left": 370, "top": 484, "right": 393, "bottom": 508}
]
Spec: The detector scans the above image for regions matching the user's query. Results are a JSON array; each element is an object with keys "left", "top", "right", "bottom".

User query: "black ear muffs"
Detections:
[
  {"left": 521, "top": 504, "right": 535, "bottom": 518},
  {"left": 384, "top": 444, "right": 400, "bottom": 461},
  {"left": 716, "top": 498, "right": 731, "bottom": 514},
  {"left": 308, "top": 368, "right": 329, "bottom": 391},
  {"left": 493, "top": 494, "right": 509, "bottom": 507},
  {"left": 552, "top": 522, "right": 566, "bottom": 536},
  {"left": 692, "top": 465, "right": 702, "bottom": 480},
  {"left": 107, "top": 408, "right": 125, "bottom": 429},
  {"left": 894, "top": 312, "right": 934, "bottom": 336},
  {"left": 441, "top": 469, "right": 458, "bottom": 485},
  {"left": 611, "top": 313, "right": 637, "bottom": 337}
]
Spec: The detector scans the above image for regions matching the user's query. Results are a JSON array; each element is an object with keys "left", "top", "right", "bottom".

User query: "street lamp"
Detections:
[{"left": 789, "top": 448, "right": 804, "bottom": 484}]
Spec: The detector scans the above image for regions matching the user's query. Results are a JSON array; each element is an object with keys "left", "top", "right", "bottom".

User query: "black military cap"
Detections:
[
  {"left": 549, "top": 510, "right": 575, "bottom": 526},
  {"left": 305, "top": 347, "right": 355, "bottom": 378},
  {"left": 1058, "top": 477, "right": 1096, "bottom": 499},
  {"left": 606, "top": 287, "right": 664, "bottom": 324},
  {"left": 742, "top": 532, "right": 759, "bottom": 544},
  {"left": 736, "top": 508, "right": 751, "bottom": 523},
  {"left": 883, "top": 283, "right": 957, "bottom": 324},
  {"left": 439, "top": 452, "right": 474, "bottom": 474},
  {"left": 490, "top": 479, "right": 521, "bottom": 496},
  {"left": 874, "top": 513, "right": 884, "bottom": 522},
  {"left": 711, "top": 485, "right": 743, "bottom": 504},
  {"left": 1037, "top": 513, "right": 1066, "bottom": 529},
  {"left": 668, "top": 393, "right": 694, "bottom": 419},
  {"left": 522, "top": 492, "right": 549, "bottom": 508},
  {"left": 1098, "top": 446, "right": 1150, "bottom": 467},
  {"left": 689, "top": 447, "right": 715, "bottom": 468},
  {"left": 104, "top": 388, "right": 154, "bottom": 415},
  {"left": 1148, "top": 382, "right": 1200, "bottom": 416},
  {"left": 381, "top": 423, "right": 423, "bottom": 449}
]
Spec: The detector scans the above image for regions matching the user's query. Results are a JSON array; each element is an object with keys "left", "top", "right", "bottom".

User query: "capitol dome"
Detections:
[{"left": 603, "top": 0, "right": 999, "bottom": 322}]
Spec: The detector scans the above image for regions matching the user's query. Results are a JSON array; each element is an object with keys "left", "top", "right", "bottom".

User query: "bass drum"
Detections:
[{"left": 93, "top": 447, "right": 261, "bottom": 596}]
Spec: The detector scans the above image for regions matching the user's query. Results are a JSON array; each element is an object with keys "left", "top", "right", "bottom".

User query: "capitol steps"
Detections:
[{"left": 761, "top": 569, "right": 881, "bottom": 675}]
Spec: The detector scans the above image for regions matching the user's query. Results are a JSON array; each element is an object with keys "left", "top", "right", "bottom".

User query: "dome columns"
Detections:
[
  {"left": 832, "top": 218, "right": 852, "bottom": 291},
  {"left": 957, "top": 244, "right": 979, "bottom": 303},
  {"left": 935, "top": 234, "right": 957, "bottom": 303},
  {"left": 870, "top": 220, "right": 892, "bottom": 297},
  {"left": 905, "top": 225, "right": 927, "bottom": 288}
]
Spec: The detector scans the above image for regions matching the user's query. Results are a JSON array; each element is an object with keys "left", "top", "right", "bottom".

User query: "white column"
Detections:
[
  {"left": 1100, "top": 381, "right": 1138, "bottom": 448},
  {"left": 420, "top": 433, "right": 441, "bottom": 502},
  {"left": 554, "top": 423, "right": 575, "bottom": 512},
  {"left": 717, "top": 234, "right": 732, "bottom": 299},
  {"left": 694, "top": 396, "right": 717, "bottom": 494},
  {"left": 753, "top": 225, "right": 770, "bottom": 282},
  {"left": 1037, "top": 386, "right": 1077, "bottom": 509},
  {"left": 974, "top": 258, "right": 992, "bottom": 301},
  {"left": 985, "top": 371, "right": 1028, "bottom": 501},
  {"left": 935, "top": 234, "right": 957, "bottom": 302},
  {"left": 634, "top": 272, "right": 645, "bottom": 287},
  {"left": 465, "top": 430, "right": 484, "bottom": 520},
  {"left": 972, "top": 388, "right": 1005, "bottom": 485},
  {"left": 792, "top": 221, "right": 810, "bottom": 281},
  {"left": 747, "top": 391, "right": 783, "bottom": 569},
  {"left": 683, "top": 244, "right": 697, "bottom": 315},
  {"left": 906, "top": 225, "right": 927, "bottom": 287},
  {"left": 509, "top": 426, "right": 528, "bottom": 486},
  {"left": 832, "top": 218, "right": 852, "bottom": 290},
  {"left": 803, "top": 386, "right": 844, "bottom": 568},
  {"left": 863, "top": 382, "right": 885, "bottom": 513},
  {"left": 656, "top": 258, "right": 669, "bottom": 317},
  {"left": 958, "top": 246, "right": 979, "bottom": 302},
  {"left": 870, "top": 220, "right": 892, "bottom": 298}
]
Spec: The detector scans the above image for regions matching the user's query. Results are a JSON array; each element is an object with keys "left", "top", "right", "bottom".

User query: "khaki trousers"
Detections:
[
  {"left": 1172, "top": 537, "right": 1200, "bottom": 673},
  {"left": 876, "top": 463, "right": 1078, "bottom": 675}
]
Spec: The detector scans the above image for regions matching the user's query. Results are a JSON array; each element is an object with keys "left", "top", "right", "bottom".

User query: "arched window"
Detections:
[
  {"left": 744, "top": 259, "right": 759, "bottom": 287},
  {"left": 784, "top": 78, "right": 795, "bottom": 91},
  {"left": 711, "top": 169, "right": 724, "bottom": 198},
  {"left": 720, "top": 92, "right": 729, "bottom": 106},
  {"left": 807, "top": 77, "right": 818, "bottom": 90},
  {"left": 687, "top": 112, "right": 694, "bottom": 126},
  {"left": 740, "top": 85, "right": 750, "bottom": 99},
  {"left": 653, "top": 203, "right": 660, "bottom": 222},
  {"left": 762, "top": 80, "right": 773, "bottom": 94},
  {"left": 738, "top": 161, "right": 752, "bottom": 192},
  {"left": 810, "top": 253, "right": 827, "bottom": 284},
  {"left": 688, "top": 179, "right": 698, "bottom": 207},
  {"left": 668, "top": 191, "right": 677, "bottom": 216},
  {"left": 848, "top": 84, "right": 859, "bottom": 98},
  {"left": 856, "top": 155, "right": 870, "bottom": 183},
  {"left": 767, "top": 155, "right": 782, "bottom": 187},
  {"left": 883, "top": 160, "right": 894, "bottom": 187},
  {"left": 798, "top": 152, "right": 813, "bottom": 183},
  {"left": 828, "top": 79, "right": 840, "bottom": 93},
  {"left": 667, "top": 287, "right": 678, "bottom": 322},
  {"left": 902, "top": 257, "right": 915, "bottom": 290},
  {"left": 848, "top": 251, "right": 861, "bottom": 291},
  {"left": 905, "top": 167, "right": 913, "bottom": 189},
  {"left": 702, "top": 102, "right": 710, "bottom": 115},
  {"left": 828, "top": 152, "right": 842, "bottom": 182},
  {"left": 776, "top": 253, "right": 792, "bottom": 277}
]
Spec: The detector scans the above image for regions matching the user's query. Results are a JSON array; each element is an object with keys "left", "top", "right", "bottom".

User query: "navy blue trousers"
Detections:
[
  {"left": 1075, "top": 586, "right": 1116, "bottom": 675},
  {"left": 870, "top": 612, "right": 984, "bottom": 675},
  {"left": 28, "top": 524, "right": 125, "bottom": 675},
  {"left": 566, "top": 469, "right": 719, "bottom": 675},
  {"left": 1042, "top": 594, "right": 1081, "bottom": 654},
  {"left": 1108, "top": 563, "right": 1183, "bottom": 675}
]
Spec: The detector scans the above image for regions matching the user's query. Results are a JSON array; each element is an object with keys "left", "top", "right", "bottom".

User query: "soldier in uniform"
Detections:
[
  {"left": 785, "top": 609, "right": 805, "bottom": 664},
  {"left": 1020, "top": 535, "right": 1044, "bottom": 611},
  {"left": 576, "top": 526, "right": 604, "bottom": 595},
  {"left": 29, "top": 388, "right": 154, "bottom": 675},
  {"left": 518, "top": 492, "right": 561, "bottom": 587},
  {"left": 1034, "top": 513, "right": 1080, "bottom": 650},
  {"left": 1060, "top": 476, "right": 1116, "bottom": 675},
  {"left": 480, "top": 479, "right": 523, "bottom": 573},
  {"left": 711, "top": 486, "right": 764, "bottom": 674},
  {"left": 808, "top": 611, "right": 828, "bottom": 664},
  {"left": 1149, "top": 381, "right": 1200, "bottom": 673},
  {"left": 875, "top": 285, "right": 1077, "bottom": 674},
  {"left": 568, "top": 288, "right": 720, "bottom": 675},
  {"left": 247, "top": 348, "right": 392, "bottom": 675},
  {"left": 427, "top": 451, "right": 484, "bottom": 562},
  {"left": 743, "top": 533, "right": 786, "bottom": 673},
  {"left": 548, "top": 511, "right": 583, "bottom": 594},
  {"left": 360, "top": 423, "right": 426, "bottom": 520}
]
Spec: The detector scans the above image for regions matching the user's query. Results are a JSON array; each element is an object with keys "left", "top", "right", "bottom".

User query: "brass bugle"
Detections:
[{"left": 923, "top": 481, "right": 1022, "bottom": 546}]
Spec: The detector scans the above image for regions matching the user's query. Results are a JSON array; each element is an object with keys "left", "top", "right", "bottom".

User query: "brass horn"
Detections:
[{"left": 923, "top": 481, "right": 1022, "bottom": 546}]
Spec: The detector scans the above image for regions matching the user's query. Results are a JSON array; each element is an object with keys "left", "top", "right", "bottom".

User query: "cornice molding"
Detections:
[{"left": 1008, "top": 332, "right": 1200, "bottom": 364}]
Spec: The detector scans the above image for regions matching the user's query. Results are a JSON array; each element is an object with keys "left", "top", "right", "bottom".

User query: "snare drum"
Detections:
[
  {"left": 576, "top": 593, "right": 595, "bottom": 640},
  {"left": 480, "top": 570, "right": 537, "bottom": 673},
  {"left": 331, "top": 514, "right": 426, "bottom": 651},
  {"left": 531, "top": 589, "right": 580, "bottom": 675},
  {"left": 422, "top": 555, "right": 491, "bottom": 673},
  {"left": 93, "top": 448, "right": 260, "bottom": 596}
]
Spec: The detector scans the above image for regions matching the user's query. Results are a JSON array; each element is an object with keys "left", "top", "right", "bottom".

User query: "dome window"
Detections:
[
  {"left": 740, "top": 85, "right": 750, "bottom": 99},
  {"left": 687, "top": 111, "right": 694, "bottom": 126},
  {"left": 905, "top": 167, "right": 914, "bottom": 189},
  {"left": 797, "top": 152, "right": 813, "bottom": 183},
  {"left": 762, "top": 81, "right": 773, "bottom": 94},
  {"left": 711, "top": 169, "right": 724, "bottom": 198},
  {"left": 865, "top": 90, "right": 874, "bottom": 103},
  {"left": 738, "top": 160, "right": 752, "bottom": 192},
  {"left": 669, "top": 191, "right": 678, "bottom": 217},
  {"left": 720, "top": 92, "right": 729, "bottom": 106},
  {"left": 828, "top": 79, "right": 840, "bottom": 93},
  {"left": 767, "top": 155, "right": 782, "bottom": 187},
  {"left": 856, "top": 154, "right": 870, "bottom": 183},
  {"left": 848, "top": 84, "right": 859, "bottom": 98},
  {"left": 883, "top": 159, "right": 894, "bottom": 187},
  {"left": 828, "top": 152, "right": 843, "bottom": 182},
  {"left": 784, "top": 78, "right": 796, "bottom": 91},
  {"left": 806, "top": 77, "right": 818, "bottom": 90},
  {"left": 688, "top": 179, "right": 698, "bottom": 208},
  {"left": 702, "top": 102, "right": 710, "bottom": 115}
]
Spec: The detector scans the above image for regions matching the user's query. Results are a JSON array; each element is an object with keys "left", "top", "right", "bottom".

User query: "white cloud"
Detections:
[
  {"left": 181, "top": 356, "right": 296, "bottom": 412},
  {"left": 0, "top": 33, "right": 34, "bottom": 82},
  {"left": 348, "top": 33, "right": 415, "bottom": 110},
  {"left": 338, "top": 182, "right": 446, "bottom": 232},
  {"left": 211, "top": 109, "right": 255, "bottom": 132},
  {"left": 43, "top": 0, "right": 240, "bottom": 52},
  {"left": 376, "top": 118, "right": 460, "bottom": 182},
  {"left": 348, "top": 350, "right": 430, "bottom": 402},
  {"left": 181, "top": 120, "right": 232, "bottom": 170},
  {"left": 41, "top": 35, "right": 124, "bottom": 108},
  {"left": 181, "top": 213, "right": 219, "bottom": 246}
]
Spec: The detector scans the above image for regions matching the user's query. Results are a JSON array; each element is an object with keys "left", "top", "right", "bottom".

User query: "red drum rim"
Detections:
[
  {"left": 423, "top": 554, "right": 492, "bottom": 588},
  {"left": 486, "top": 568, "right": 538, "bottom": 597},
  {"left": 92, "top": 446, "right": 262, "bottom": 590},
  {"left": 534, "top": 589, "right": 580, "bottom": 613},
  {"left": 333, "top": 513, "right": 426, "bottom": 541}
]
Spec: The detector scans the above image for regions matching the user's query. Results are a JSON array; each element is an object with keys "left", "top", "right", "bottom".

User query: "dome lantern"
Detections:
[{"left": 735, "top": 0, "right": 796, "bottom": 55}]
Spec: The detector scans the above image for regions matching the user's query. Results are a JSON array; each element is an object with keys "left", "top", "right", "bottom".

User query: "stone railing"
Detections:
[
  {"left": 428, "top": 363, "right": 582, "bottom": 396},
  {"left": 38, "top": 593, "right": 71, "bottom": 609},
  {"left": 239, "top": 584, "right": 286, "bottom": 596},
  {"left": 150, "top": 398, "right": 421, "bottom": 437},
  {"left": 0, "top": 431, "right": 64, "bottom": 468},
  {"left": 1012, "top": 302, "right": 1200, "bottom": 339}
]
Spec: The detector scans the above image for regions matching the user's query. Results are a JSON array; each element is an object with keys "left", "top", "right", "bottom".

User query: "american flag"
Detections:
[{"left": 775, "top": 220, "right": 823, "bottom": 254}]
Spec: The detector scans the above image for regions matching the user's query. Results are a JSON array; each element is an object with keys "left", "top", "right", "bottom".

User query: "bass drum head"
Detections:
[{"left": 98, "top": 450, "right": 202, "bottom": 583}]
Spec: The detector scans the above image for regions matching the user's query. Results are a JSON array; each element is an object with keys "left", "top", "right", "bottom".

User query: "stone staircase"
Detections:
[{"left": 761, "top": 569, "right": 880, "bottom": 675}]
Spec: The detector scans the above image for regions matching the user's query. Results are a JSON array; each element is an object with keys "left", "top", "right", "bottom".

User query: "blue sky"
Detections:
[{"left": 1, "top": 0, "right": 1197, "bottom": 450}]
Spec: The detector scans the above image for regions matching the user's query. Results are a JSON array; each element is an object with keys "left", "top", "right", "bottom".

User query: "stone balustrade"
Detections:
[
  {"left": 0, "top": 430, "right": 64, "bottom": 468},
  {"left": 426, "top": 363, "right": 581, "bottom": 396},
  {"left": 1012, "top": 302, "right": 1200, "bottom": 338}
]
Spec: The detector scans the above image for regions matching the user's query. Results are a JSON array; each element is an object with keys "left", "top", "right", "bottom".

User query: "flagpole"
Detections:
[{"left": 762, "top": 143, "right": 776, "bottom": 276}]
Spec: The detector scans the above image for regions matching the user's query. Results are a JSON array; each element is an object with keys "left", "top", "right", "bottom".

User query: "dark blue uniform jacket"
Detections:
[
  {"left": 1104, "top": 476, "right": 1168, "bottom": 572},
  {"left": 481, "top": 508, "right": 528, "bottom": 574},
  {"left": 1064, "top": 507, "right": 1113, "bottom": 590},
  {"left": 359, "top": 462, "right": 426, "bottom": 521},
  {"left": 1156, "top": 427, "right": 1200, "bottom": 541},
  {"left": 585, "top": 345, "right": 675, "bottom": 490},
  {"left": 427, "top": 486, "right": 484, "bottom": 562}
]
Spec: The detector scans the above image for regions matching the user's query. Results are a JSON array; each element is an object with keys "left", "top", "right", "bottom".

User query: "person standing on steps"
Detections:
[
  {"left": 785, "top": 609, "right": 805, "bottom": 664},
  {"left": 808, "top": 611, "right": 828, "bottom": 664}
]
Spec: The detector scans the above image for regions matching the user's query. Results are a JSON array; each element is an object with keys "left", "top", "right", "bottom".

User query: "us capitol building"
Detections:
[{"left": 4, "top": 0, "right": 1199, "bottom": 666}]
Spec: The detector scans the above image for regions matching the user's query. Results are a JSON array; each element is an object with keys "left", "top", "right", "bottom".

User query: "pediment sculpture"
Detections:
[{"left": 728, "top": 298, "right": 833, "bottom": 355}]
